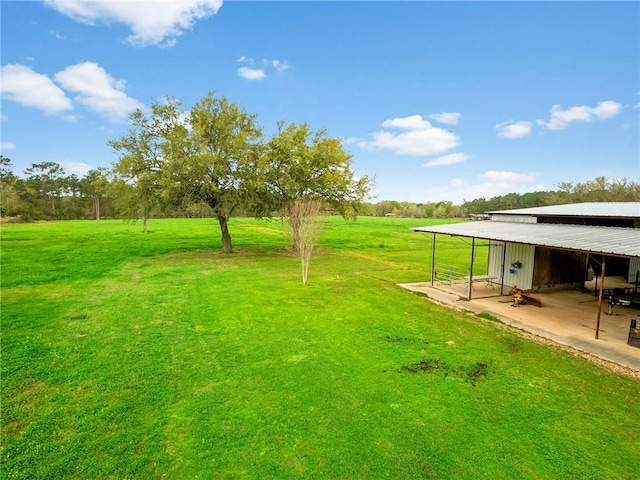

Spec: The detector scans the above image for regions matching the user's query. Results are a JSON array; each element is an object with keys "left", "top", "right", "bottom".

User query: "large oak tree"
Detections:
[
  {"left": 163, "top": 93, "right": 264, "bottom": 253},
  {"left": 110, "top": 93, "right": 371, "bottom": 254}
]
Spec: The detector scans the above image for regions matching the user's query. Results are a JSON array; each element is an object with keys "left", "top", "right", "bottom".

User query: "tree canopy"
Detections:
[
  {"left": 161, "top": 94, "right": 264, "bottom": 252},
  {"left": 263, "top": 121, "right": 370, "bottom": 217},
  {"left": 262, "top": 121, "right": 371, "bottom": 250},
  {"left": 107, "top": 93, "right": 371, "bottom": 252},
  {"left": 108, "top": 98, "right": 186, "bottom": 232}
]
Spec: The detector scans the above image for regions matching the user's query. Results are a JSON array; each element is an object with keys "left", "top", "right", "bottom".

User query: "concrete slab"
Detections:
[{"left": 398, "top": 281, "right": 640, "bottom": 374}]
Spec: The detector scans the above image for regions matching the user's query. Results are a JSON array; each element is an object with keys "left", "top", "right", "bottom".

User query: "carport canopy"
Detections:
[
  {"left": 413, "top": 220, "right": 639, "bottom": 340},
  {"left": 412, "top": 221, "right": 640, "bottom": 258}
]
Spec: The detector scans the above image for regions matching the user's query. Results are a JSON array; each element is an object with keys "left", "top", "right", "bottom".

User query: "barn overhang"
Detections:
[
  {"left": 412, "top": 220, "right": 639, "bottom": 341},
  {"left": 412, "top": 221, "right": 640, "bottom": 259}
]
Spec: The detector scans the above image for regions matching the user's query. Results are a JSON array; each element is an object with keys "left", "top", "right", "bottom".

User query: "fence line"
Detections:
[{"left": 432, "top": 263, "right": 470, "bottom": 286}]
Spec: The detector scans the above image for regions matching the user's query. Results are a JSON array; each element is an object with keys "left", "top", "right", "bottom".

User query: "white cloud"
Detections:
[
  {"left": 0, "top": 64, "right": 73, "bottom": 114},
  {"left": 237, "top": 56, "right": 289, "bottom": 79},
  {"left": 237, "top": 66, "right": 267, "bottom": 81},
  {"left": 272, "top": 60, "right": 289, "bottom": 72},
  {"left": 537, "top": 100, "right": 622, "bottom": 130},
  {"left": 360, "top": 115, "right": 460, "bottom": 156},
  {"left": 479, "top": 170, "right": 540, "bottom": 183},
  {"left": 592, "top": 100, "right": 622, "bottom": 118},
  {"left": 54, "top": 62, "right": 143, "bottom": 122},
  {"left": 1, "top": 141, "right": 16, "bottom": 150},
  {"left": 382, "top": 114, "right": 432, "bottom": 131},
  {"left": 50, "top": 30, "right": 65, "bottom": 40},
  {"left": 496, "top": 120, "right": 532, "bottom": 139},
  {"left": 421, "top": 171, "right": 542, "bottom": 203},
  {"left": 62, "top": 161, "right": 92, "bottom": 176},
  {"left": 44, "top": 0, "right": 222, "bottom": 47},
  {"left": 428, "top": 112, "right": 461, "bottom": 125},
  {"left": 424, "top": 152, "right": 469, "bottom": 168}
]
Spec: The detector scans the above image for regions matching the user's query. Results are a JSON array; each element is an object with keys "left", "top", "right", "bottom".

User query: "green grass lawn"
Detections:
[{"left": 1, "top": 217, "right": 638, "bottom": 479}]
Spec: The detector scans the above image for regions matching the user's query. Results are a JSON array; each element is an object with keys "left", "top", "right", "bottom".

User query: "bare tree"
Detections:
[{"left": 284, "top": 198, "right": 322, "bottom": 285}]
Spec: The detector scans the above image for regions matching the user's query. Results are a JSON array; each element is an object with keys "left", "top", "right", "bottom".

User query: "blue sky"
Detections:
[{"left": 1, "top": 0, "right": 638, "bottom": 204}]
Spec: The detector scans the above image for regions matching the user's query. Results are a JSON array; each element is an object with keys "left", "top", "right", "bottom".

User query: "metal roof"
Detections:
[
  {"left": 413, "top": 221, "right": 640, "bottom": 258},
  {"left": 488, "top": 202, "right": 640, "bottom": 218}
]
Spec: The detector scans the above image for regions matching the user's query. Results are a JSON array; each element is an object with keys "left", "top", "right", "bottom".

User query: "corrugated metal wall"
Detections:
[
  {"left": 488, "top": 241, "right": 535, "bottom": 290},
  {"left": 629, "top": 258, "right": 640, "bottom": 284},
  {"left": 489, "top": 214, "right": 537, "bottom": 224},
  {"left": 487, "top": 241, "right": 503, "bottom": 284}
]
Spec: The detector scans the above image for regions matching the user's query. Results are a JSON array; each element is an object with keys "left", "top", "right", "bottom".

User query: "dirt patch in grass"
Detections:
[
  {"left": 15, "top": 380, "right": 51, "bottom": 406},
  {"left": 398, "top": 358, "right": 447, "bottom": 374},
  {"left": 3, "top": 418, "right": 29, "bottom": 439},
  {"left": 466, "top": 362, "right": 490, "bottom": 385},
  {"left": 499, "top": 335, "right": 523, "bottom": 352},
  {"left": 398, "top": 358, "right": 491, "bottom": 386},
  {"left": 3, "top": 380, "right": 54, "bottom": 439},
  {"left": 384, "top": 335, "right": 429, "bottom": 345}
]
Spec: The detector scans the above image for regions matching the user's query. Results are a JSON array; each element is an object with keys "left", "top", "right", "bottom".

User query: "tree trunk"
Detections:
[
  {"left": 93, "top": 195, "right": 100, "bottom": 220},
  {"left": 217, "top": 215, "right": 233, "bottom": 253},
  {"left": 301, "top": 251, "right": 310, "bottom": 285},
  {"left": 142, "top": 215, "right": 148, "bottom": 233}
]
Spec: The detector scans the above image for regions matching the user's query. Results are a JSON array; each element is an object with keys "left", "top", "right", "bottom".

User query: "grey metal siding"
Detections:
[
  {"left": 487, "top": 241, "right": 504, "bottom": 285},
  {"left": 629, "top": 258, "right": 640, "bottom": 284},
  {"left": 487, "top": 241, "right": 534, "bottom": 290},
  {"left": 505, "top": 243, "right": 535, "bottom": 290},
  {"left": 489, "top": 214, "right": 537, "bottom": 224}
]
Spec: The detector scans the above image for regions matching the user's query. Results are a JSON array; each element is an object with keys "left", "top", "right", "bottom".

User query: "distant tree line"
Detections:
[
  {"left": 366, "top": 176, "right": 639, "bottom": 218},
  {"left": 0, "top": 155, "right": 221, "bottom": 222},
  {"left": 365, "top": 200, "right": 464, "bottom": 218},
  {"left": 1, "top": 157, "right": 110, "bottom": 221},
  {"left": 460, "top": 177, "right": 639, "bottom": 215},
  {"left": 3, "top": 156, "right": 638, "bottom": 224}
]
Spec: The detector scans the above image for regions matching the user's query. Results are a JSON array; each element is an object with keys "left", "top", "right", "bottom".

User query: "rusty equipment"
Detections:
[{"left": 509, "top": 286, "right": 542, "bottom": 308}]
